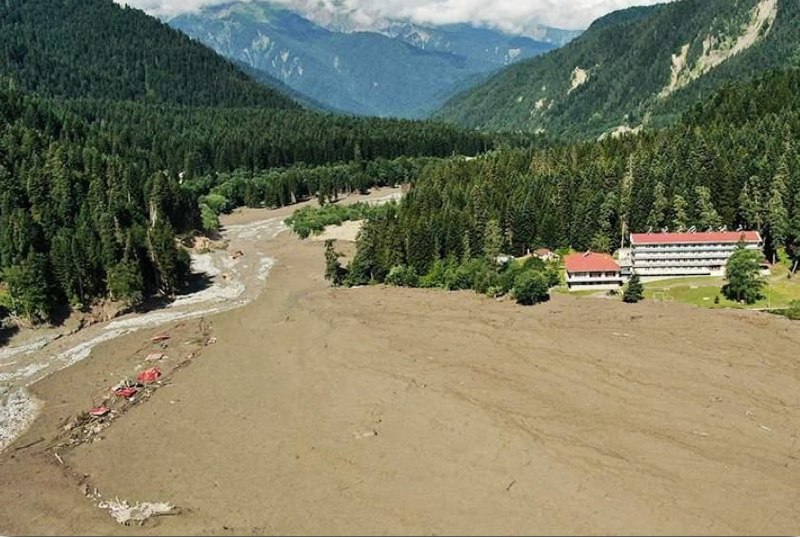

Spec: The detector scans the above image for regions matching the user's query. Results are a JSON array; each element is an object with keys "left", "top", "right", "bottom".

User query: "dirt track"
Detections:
[{"left": 1, "top": 204, "right": 799, "bottom": 535}]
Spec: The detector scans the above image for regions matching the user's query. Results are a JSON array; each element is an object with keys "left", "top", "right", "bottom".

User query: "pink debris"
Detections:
[
  {"left": 145, "top": 353, "right": 166, "bottom": 362},
  {"left": 137, "top": 367, "right": 162, "bottom": 384},
  {"left": 89, "top": 406, "right": 111, "bottom": 418},
  {"left": 113, "top": 386, "right": 139, "bottom": 399},
  {"left": 150, "top": 334, "right": 171, "bottom": 343}
]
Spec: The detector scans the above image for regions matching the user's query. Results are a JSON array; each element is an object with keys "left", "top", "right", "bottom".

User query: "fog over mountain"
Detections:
[{"left": 118, "top": 0, "right": 674, "bottom": 35}]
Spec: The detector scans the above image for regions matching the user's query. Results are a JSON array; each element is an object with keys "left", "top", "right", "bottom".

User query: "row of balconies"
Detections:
[
  {"left": 632, "top": 251, "right": 739, "bottom": 261},
  {"left": 635, "top": 267, "right": 715, "bottom": 275},
  {"left": 633, "top": 259, "right": 727, "bottom": 267},
  {"left": 632, "top": 244, "right": 760, "bottom": 253}
]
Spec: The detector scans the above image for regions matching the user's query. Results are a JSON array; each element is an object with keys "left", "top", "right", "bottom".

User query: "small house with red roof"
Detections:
[
  {"left": 564, "top": 252, "right": 623, "bottom": 290},
  {"left": 629, "top": 230, "right": 763, "bottom": 277}
]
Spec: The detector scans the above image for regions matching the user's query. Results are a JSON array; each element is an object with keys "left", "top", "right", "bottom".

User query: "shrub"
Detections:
[
  {"left": 201, "top": 193, "right": 232, "bottom": 215},
  {"left": 786, "top": 301, "right": 800, "bottom": 321},
  {"left": 420, "top": 259, "right": 448, "bottom": 288},
  {"left": 200, "top": 203, "right": 220, "bottom": 234},
  {"left": 513, "top": 270, "right": 550, "bottom": 306},
  {"left": 386, "top": 266, "right": 420, "bottom": 287}
]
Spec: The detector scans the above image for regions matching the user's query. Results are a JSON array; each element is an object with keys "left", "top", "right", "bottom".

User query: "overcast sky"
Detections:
[{"left": 118, "top": 0, "right": 670, "bottom": 31}]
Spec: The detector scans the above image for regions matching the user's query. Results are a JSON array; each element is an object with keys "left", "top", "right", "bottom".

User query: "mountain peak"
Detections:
[
  {"left": 436, "top": 0, "right": 798, "bottom": 139},
  {"left": 169, "top": 0, "right": 565, "bottom": 118}
]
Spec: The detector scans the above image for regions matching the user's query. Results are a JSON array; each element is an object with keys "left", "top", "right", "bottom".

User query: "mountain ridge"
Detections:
[
  {"left": 0, "top": 0, "right": 300, "bottom": 109},
  {"left": 169, "top": 1, "right": 568, "bottom": 118},
  {"left": 436, "top": 0, "right": 800, "bottom": 138}
]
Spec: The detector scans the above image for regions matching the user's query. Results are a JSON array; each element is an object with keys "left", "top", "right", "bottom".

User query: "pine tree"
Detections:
[
  {"left": 107, "top": 259, "right": 145, "bottom": 307},
  {"left": 3, "top": 251, "right": 57, "bottom": 324},
  {"left": 483, "top": 219, "right": 503, "bottom": 269},
  {"left": 461, "top": 230, "right": 472, "bottom": 264},
  {"left": 738, "top": 177, "right": 764, "bottom": 230},
  {"left": 672, "top": 194, "right": 689, "bottom": 232},
  {"left": 623, "top": 273, "right": 644, "bottom": 303},
  {"left": 147, "top": 220, "right": 189, "bottom": 296},
  {"left": 324, "top": 239, "right": 347, "bottom": 286},
  {"left": 647, "top": 181, "right": 669, "bottom": 231},
  {"left": 694, "top": 186, "right": 723, "bottom": 231},
  {"left": 765, "top": 164, "right": 790, "bottom": 262},
  {"left": 785, "top": 190, "right": 800, "bottom": 276}
]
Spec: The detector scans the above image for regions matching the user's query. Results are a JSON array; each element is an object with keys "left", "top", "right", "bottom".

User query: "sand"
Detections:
[{"left": 1, "top": 197, "right": 800, "bottom": 535}]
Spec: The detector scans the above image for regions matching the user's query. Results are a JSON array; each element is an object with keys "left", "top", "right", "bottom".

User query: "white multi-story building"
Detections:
[{"left": 628, "top": 231, "right": 763, "bottom": 278}]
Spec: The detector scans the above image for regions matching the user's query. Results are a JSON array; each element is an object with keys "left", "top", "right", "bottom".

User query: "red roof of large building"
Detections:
[
  {"left": 564, "top": 252, "right": 620, "bottom": 273},
  {"left": 630, "top": 231, "right": 761, "bottom": 245}
]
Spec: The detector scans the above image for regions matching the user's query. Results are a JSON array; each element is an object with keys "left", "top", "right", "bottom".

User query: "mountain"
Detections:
[
  {"left": 437, "top": 0, "right": 800, "bottom": 138},
  {"left": 345, "top": 66, "right": 800, "bottom": 288},
  {"left": 0, "top": 0, "right": 300, "bottom": 109},
  {"left": 380, "top": 22, "right": 555, "bottom": 71},
  {"left": 0, "top": 0, "right": 523, "bottom": 323},
  {"left": 168, "top": 1, "right": 558, "bottom": 118},
  {"left": 237, "top": 0, "right": 582, "bottom": 46}
]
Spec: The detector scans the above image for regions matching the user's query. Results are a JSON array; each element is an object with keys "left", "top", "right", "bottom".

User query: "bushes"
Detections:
[
  {"left": 286, "top": 203, "right": 389, "bottom": 239},
  {"left": 786, "top": 301, "right": 800, "bottom": 321},
  {"left": 375, "top": 257, "right": 552, "bottom": 306},
  {"left": 513, "top": 270, "right": 550, "bottom": 305},
  {"left": 386, "top": 265, "right": 420, "bottom": 287},
  {"left": 200, "top": 204, "right": 221, "bottom": 234}
]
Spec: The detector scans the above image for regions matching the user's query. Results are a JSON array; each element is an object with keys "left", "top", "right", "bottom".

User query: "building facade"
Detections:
[
  {"left": 565, "top": 252, "right": 623, "bottom": 290},
  {"left": 628, "top": 231, "right": 763, "bottom": 278}
]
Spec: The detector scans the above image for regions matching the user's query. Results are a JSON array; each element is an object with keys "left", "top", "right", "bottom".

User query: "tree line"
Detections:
[
  {"left": 0, "top": 85, "right": 516, "bottom": 325},
  {"left": 345, "top": 69, "right": 800, "bottom": 297}
]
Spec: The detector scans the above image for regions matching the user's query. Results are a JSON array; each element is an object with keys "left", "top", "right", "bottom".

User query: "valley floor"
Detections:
[{"left": 1, "top": 202, "right": 800, "bottom": 535}]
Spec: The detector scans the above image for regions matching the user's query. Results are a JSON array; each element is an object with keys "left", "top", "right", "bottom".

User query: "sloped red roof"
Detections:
[
  {"left": 564, "top": 252, "right": 620, "bottom": 273},
  {"left": 630, "top": 231, "right": 761, "bottom": 245}
]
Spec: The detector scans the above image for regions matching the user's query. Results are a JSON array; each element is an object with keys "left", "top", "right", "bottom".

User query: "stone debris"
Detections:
[{"left": 99, "top": 499, "right": 178, "bottom": 526}]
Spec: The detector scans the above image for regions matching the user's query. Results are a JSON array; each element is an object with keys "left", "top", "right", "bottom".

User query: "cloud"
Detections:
[{"left": 117, "top": 0, "right": 672, "bottom": 31}]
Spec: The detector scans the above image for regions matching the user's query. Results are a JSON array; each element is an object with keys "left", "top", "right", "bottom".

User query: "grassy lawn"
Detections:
[
  {"left": 553, "top": 286, "right": 604, "bottom": 297},
  {"left": 643, "top": 264, "right": 800, "bottom": 310}
]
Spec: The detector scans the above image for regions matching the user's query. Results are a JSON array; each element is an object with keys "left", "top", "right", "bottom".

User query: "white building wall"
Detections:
[{"left": 630, "top": 241, "right": 762, "bottom": 277}]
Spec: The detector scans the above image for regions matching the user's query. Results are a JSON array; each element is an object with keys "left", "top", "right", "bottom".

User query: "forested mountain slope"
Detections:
[
  {"left": 169, "top": 1, "right": 556, "bottom": 118},
  {"left": 0, "top": 0, "right": 299, "bottom": 108},
  {"left": 349, "top": 68, "right": 800, "bottom": 287},
  {"left": 437, "top": 0, "right": 800, "bottom": 138},
  {"left": 0, "top": 0, "right": 526, "bottom": 324},
  {"left": 0, "top": 83, "right": 507, "bottom": 323}
]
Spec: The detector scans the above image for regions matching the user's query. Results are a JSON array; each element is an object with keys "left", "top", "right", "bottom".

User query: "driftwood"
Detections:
[{"left": 14, "top": 437, "right": 44, "bottom": 451}]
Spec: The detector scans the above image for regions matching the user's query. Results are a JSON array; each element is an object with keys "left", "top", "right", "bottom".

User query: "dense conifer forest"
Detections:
[
  {"left": 0, "top": 0, "right": 299, "bottom": 109},
  {"left": 2, "top": 0, "right": 799, "bottom": 325},
  {"left": 347, "top": 69, "right": 800, "bottom": 294},
  {"left": 0, "top": 86, "right": 506, "bottom": 323}
]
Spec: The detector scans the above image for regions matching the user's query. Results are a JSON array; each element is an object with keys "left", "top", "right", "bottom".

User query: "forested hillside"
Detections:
[
  {"left": 0, "top": 0, "right": 528, "bottom": 325},
  {"left": 0, "top": 0, "right": 298, "bottom": 108},
  {"left": 0, "top": 84, "right": 508, "bottom": 324},
  {"left": 348, "top": 69, "right": 800, "bottom": 290},
  {"left": 437, "top": 0, "right": 800, "bottom": 138}
]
